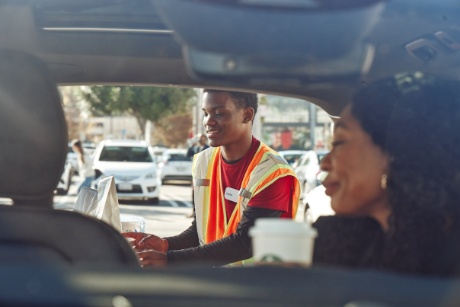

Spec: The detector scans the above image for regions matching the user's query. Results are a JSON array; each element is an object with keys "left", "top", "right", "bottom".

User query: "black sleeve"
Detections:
[
  {"left": 166, "top": 207, "right": 283, "bottom": 266},
  {"left": 164, "top": 219, "right": 200, "bottom": 250}
]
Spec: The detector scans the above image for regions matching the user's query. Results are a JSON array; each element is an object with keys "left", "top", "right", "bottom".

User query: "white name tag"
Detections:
[{"left": 224, "top": 187, "right": 240, "bottom": 203}]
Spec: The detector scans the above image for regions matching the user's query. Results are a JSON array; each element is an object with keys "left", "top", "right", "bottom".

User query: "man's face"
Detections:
[{"left": 201, "top": 92, "right": 252, "bottom": 148}]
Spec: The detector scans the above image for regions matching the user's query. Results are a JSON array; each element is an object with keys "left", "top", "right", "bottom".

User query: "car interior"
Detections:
[
  {"left": 3, "top": 0, "right": 460, "bottom": 306},
  {"left": 0, "top": 50, "right": 140, "bottom": 267}
]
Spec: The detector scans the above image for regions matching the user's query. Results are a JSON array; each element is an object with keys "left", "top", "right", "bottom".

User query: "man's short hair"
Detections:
[{"left": 203, "top": 89, "right": 258, "bottom": 115}]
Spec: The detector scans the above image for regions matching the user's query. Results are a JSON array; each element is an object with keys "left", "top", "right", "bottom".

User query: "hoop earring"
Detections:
[{"left": 381, "top": 174, "right": 388, "bottom": 189}]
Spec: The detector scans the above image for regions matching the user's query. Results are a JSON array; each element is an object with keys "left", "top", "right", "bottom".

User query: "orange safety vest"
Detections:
[{"left": 192, "top": 142, "right": 300, "bottom": 248}]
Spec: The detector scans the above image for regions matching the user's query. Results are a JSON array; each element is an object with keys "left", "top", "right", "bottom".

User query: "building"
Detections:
[
  {"left": 190, "top": 90, "right": 333, "bottom": 151},
  {"left": 258, "top": 95, "right": 333, "bottom": 151},
  {"left": 85, "top": 116, "right": 142, "bottom": 143},
  {"left": 64, "top": 87, "right": 333, "bottom": 149}
]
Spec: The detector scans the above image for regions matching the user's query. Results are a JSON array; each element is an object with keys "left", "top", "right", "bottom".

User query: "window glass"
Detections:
[{"left": 99, "top": 146, "right": 153, "bottom": 162}]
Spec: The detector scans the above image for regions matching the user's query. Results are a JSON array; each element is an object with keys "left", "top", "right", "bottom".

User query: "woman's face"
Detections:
[{"left": 321, "top": 105, "right": 390, "bottom": 223}]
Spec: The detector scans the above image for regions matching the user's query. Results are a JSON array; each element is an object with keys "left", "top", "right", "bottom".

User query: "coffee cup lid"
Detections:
[{"left": 249, "top": 218, "right": 317, "bottom": 237}]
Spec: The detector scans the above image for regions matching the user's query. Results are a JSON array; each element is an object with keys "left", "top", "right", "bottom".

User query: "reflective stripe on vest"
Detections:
[{"left": 192, "top": 143, "right": 301, "bottom": 263}]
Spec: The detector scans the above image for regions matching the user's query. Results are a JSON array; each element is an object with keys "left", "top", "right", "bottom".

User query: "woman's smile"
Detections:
[{"left": 323, "top": 180, "right": 339, "bottom": 196}]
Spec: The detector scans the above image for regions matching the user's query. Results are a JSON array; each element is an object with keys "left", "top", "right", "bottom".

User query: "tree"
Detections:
[
  {"left": 153, "top": 113, "right": 193, "bottom": 148},
  {"left": 60, "top": 86, "right": 89, "bottom": 141},
  {"left": 80, "top": 86, "right": 196, "bottom": 135}
]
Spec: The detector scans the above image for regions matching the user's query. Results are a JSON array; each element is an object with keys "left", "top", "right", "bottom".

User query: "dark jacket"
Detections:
[{"left": 313, "top": 215, "right": 460, "bottom": 277}]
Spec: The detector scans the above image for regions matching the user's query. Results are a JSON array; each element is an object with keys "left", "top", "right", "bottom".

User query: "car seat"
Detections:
[{"left": 0, "top": 51, "right": 139, "bottom": 266}]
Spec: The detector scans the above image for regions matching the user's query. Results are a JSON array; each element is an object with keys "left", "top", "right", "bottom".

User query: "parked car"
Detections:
[
  {"left": 158, "top": 148, "right": 193, "bottom": 184},
  {"left": 302, "top": 185, "right": 334, "bottom": 224},
  {"left": 292, "top": 150, "right": 330, "bottom": 196},
  {"left": 92, "top": 140, "right": 161, "bottom": 203},
  {"left": 278, "top": 150, "right": 308, "bottom": 166},
  {"left": 152, "top": 145, "right": 168, "bottom": 165},
  {"left": 292, "top": 150, "right": 321, "bottom": 195}
]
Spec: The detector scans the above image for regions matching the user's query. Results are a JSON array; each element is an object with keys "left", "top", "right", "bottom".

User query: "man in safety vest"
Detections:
[{"left": 125, "top": 90, "right": 301, "bottom": 267}]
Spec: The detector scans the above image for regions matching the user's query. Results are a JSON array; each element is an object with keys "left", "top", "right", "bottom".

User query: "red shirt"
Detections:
[{"left": 220, "top": 137, "right": 294, "bottom": 219}]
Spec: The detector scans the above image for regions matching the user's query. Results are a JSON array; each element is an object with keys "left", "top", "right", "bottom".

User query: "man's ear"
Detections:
[{"left": 243, "top": 107, "right": 255, "bottom": 123}]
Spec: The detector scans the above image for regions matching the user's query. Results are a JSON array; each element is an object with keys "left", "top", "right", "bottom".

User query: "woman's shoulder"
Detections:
[
  {"left": 313, "top": 215, "right": 384, "bottom": 268},
  {"left": 429, "top": 220, "right": 460, "bottom": 276},
  {"left": 313, "top": 215, "right": 383, "bottom": 247},
  {"left": 314, "top": 215, "right": 381, "bottom": 232}
]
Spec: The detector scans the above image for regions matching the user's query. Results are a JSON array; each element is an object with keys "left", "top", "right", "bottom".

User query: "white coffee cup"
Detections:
[
  {"left": 249, "top": 218, "right": 317, "bottom": 267},
  {"left": 120, "top": 214, "right": 145, "bottom": 233}
]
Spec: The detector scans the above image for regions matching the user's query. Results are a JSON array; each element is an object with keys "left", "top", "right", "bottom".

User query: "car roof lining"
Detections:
[{"left": 2, "top": 0, "right": 460, "bottom": 117}]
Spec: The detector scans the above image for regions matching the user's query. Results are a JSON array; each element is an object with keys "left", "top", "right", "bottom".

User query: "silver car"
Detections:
[{"left": 158, "top": 149, "right": 193, "bottom": 184}]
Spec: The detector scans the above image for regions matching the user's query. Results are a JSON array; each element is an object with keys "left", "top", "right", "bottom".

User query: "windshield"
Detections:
[
  {"left": 167, "top": 153, "right": 191, "bottom": 162},
  {"left": 99, "top": 146, "right": 154, "bottom": 163},
  {"left": 282, "top": 154, "right": 303, "bottom": 165}
]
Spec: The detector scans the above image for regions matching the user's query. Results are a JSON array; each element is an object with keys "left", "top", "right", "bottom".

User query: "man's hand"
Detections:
[
  {"left": 137, "top": 249, "right": 167, "bottom": 268},
  {"left": 122, "top": 232, "right": 169, "bottom": 252}
]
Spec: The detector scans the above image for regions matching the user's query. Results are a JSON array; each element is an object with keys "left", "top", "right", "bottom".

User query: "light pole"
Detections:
[{"left": 309, "top": 103, "right": 316, "bottom": 150}]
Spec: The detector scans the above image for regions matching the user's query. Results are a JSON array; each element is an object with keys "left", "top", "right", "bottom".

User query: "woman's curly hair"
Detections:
[{"left": 351, "top": 73, "right": 460, "bottom": 274}]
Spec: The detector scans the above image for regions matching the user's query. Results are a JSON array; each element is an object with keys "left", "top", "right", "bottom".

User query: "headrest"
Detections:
[{"left": 0, "top": 51, "right": 67, "bottom": 207}]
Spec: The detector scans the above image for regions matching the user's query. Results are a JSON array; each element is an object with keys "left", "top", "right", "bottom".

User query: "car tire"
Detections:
[{"left": 147, "top": 197, "right": 160, "bottom": 204}]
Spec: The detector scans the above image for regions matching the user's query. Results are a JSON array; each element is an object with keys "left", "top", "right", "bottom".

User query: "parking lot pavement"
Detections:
[{"left": 52, "top": 178, "right": 193, "bottom": 237}]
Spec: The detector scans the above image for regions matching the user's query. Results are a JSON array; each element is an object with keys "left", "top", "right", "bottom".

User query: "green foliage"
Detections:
[
  {"left": 80, "top": 86, "right": 121, "bottom": 116},
  {"left": 153, "top": 113, "right": 193, "bottom": 147},
  {"left": 80, "top": 86, "right": 196, "bottom": 133}
]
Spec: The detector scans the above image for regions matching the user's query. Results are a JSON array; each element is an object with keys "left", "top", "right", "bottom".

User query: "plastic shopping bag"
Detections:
[{"left": 74, "top": 176, "right": 122, "bottom": 232}]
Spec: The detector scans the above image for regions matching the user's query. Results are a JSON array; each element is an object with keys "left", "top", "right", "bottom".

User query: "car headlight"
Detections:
[{"left": 145, "top": 172, "right": 156, "bottom": 179}]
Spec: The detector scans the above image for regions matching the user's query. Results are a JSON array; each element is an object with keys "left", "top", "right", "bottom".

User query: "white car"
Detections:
[
  {"left": 293, "top": 151, "right": 321, "bottom": 195},
  {"left": 92, "top": 140, "right": 161, "bottom": 203},
  {"left": 278, "top": 150, "right": 309, "bottom": 166},
  {"left": 152, "top": 146, "right": 168, "bottom": 165},
  {"left": 292, "top": 150, "right": 327, "bottom": 195},
  {"left": 158, "top": 148, "right": 193, "bottom": 184},
  {"left": 302, "top": 185, "right": 334, "bottom": 223}
]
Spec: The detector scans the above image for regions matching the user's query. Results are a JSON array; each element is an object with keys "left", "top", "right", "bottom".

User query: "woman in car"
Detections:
[
  {"left": 313, "top": 73, "right": 460, "bottom": 276},
  {"left": 71, "top": 139, "right": 96, "bottom": 193}
]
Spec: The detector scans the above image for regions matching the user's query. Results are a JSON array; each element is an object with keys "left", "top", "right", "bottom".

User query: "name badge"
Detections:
[{"left": 224, "top": 187, "right": 240, "bottom": 203}]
